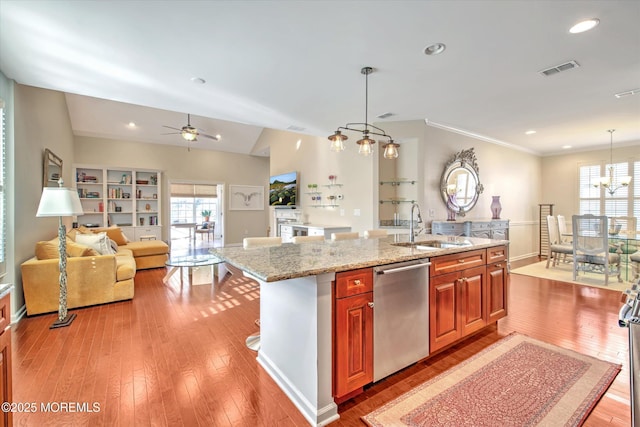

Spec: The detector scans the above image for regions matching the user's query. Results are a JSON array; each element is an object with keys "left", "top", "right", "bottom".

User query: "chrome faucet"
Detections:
[{"left": 409, "top": 203, "right": 423, "bottom": 243}]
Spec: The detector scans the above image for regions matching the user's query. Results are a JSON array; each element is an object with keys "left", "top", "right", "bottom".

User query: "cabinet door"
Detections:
[
  {"left": 459, "top": 266, "right": 487, "bottom": 336},
  {"left": 334, "top": 292, "right": 373, "bottom": 398},
  {"left": 429, "top": 271, "right": 461, "bottom": 352},
  {"left": 0, "top": 327, "right": 11, "bottom": 426},
  {"left": 487, "top": 261, "right": 508, "bottom": 323}
]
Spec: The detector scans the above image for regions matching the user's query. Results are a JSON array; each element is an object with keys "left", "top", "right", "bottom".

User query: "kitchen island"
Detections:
[{"left": 211, "top": 234, "right": 508, "bottom": 426}]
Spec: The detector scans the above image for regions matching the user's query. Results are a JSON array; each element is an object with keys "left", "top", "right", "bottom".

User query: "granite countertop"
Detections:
[
  {"left": 0, "top": 283, "right": 13, "bottom": 299},
  {"left": 211, "top": 234, "right": 507, "bottom": 283}
]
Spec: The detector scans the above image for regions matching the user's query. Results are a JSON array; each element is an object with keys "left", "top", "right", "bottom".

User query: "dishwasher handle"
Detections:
[{"left": 376, "top": 262, "right": 431, "bottom": 275}]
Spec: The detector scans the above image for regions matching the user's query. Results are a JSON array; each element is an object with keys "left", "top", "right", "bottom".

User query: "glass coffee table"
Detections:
[{"left": 163, "top": 254, "right": 223, "bottom": 285}]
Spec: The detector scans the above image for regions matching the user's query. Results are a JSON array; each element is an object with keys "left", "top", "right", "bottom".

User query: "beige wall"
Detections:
[
  {"left": 541, "top": 143, "right": 640, "bottom": 221},
  {"left": 265, "top": 120, "right": 543, "bottom": 260},
  {"left": 12, "top": 84, "right": 76, "bottom": 316},
  {"left": 73, "top": 136, "right": 270, "bottom": 245}
]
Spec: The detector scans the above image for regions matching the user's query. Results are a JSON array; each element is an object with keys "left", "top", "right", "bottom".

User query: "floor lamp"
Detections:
[{"left": 36, "top": 179, "right": 84, "bottom": 329}]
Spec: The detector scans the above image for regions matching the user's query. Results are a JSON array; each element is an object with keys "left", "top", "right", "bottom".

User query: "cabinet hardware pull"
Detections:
[
  {"left": 353, "top": 279, "right": 361, "bottom": 285},
  {"left": 458, "top": 259, "right": 465, "bottom": 263},
  {"left": 496, "top": 263, "right": 502, "bottom": 267},
  {"left": 367, "top": 302, "right": 374, "bottom": 308}
]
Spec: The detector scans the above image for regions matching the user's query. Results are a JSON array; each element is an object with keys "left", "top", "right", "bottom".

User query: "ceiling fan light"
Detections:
[
  {"left": 181, "top": 129, "right": 197, "bottom": 141},
  {"left": 383, "top": 141, "right": 399, "bottom": 159},
  {"left": 621, "top": 175, "right": 632, "bottom": 186}
]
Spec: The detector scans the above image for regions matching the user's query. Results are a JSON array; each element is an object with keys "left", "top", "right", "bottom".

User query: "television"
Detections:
[{"left": 269, "top": 171, "right": 299, "bottom": 207}]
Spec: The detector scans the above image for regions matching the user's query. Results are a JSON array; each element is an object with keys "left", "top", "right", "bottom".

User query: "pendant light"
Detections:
[
  {"left": 328, "top": 67, "right": 397, "bottom": 158},
  {"left": 593, "top": 129, "right": 632, "bottom": 195}
]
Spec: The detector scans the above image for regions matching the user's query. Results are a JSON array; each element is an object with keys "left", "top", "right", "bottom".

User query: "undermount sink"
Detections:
[{"left": 392, "top": 240, "right": 471, "bottom": 250}]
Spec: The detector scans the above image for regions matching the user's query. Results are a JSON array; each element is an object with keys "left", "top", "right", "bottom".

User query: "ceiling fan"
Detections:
[{"left": 162, "top": 114, "right": 220, "bottom": 148}]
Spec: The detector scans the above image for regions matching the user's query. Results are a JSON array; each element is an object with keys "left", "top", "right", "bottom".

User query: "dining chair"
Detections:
[
  {"left": 242, "top": 236, "right": 282, "bottom": 351},
  {"left": 545, "top": 215, "right": 573, "bottom": 268},
  {"left": 195, "top": 221, "right": 215, "bottom": 241},
  {"left": 291, "top": 235, "right": 325, "bottom": 243},
  {"left": 364, "top": 229, "right": 388, "bottom": 238},
  {"left": 571, "top": 214, "right": 621, "bottom": 285},
  {"left": 631, "top": 251, "right": 640, "bottom": 280},
  {"left": 556, "top": 215, "right": 571, "bottom": 244},
  {"left": 331, "top": 232, "right": 359, "bottom": 241}
]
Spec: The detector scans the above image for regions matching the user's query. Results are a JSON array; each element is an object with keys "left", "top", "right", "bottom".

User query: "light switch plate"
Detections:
[{"left": 353, "top": 209, "right": 361, "bottom": 216}]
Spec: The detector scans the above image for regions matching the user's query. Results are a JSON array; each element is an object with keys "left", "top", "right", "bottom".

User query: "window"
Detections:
[
  {"left": 0, "top": 101, "right": 5, "bottom": 275},
  {"left": 579, "top": 160, "right": 639, "bottom": 232}
]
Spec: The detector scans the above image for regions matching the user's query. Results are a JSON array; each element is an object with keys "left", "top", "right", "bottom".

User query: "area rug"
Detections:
[
  {"left": 511, "top": 260, "right": 629, "bottom": 292},
  {"left": 362, "top": 333, "right": 620, "bottom": 427}
]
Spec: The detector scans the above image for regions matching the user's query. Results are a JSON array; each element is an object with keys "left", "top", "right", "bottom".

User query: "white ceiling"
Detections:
[{"left": 1, "top": 0, "right": 639, "bottom": 156}]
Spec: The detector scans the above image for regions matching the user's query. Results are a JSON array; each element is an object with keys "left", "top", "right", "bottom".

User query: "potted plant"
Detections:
[{"left": 201, "top": 210, "right": 212, "bottom": 222}]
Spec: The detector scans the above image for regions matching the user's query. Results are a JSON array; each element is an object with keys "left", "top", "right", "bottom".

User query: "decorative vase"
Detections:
[{"left": 491, "top": 196, "right": 502, "bottom": 219}]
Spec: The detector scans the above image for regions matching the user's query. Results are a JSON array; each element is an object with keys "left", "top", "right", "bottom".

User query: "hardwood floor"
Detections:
[{"left": 11, "top": 256, "right": 631, "bottom": 426}]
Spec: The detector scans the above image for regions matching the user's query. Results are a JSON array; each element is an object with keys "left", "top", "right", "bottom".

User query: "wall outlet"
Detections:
[
  {"left": 353, "top": 209, "right": 361, "bottom": 216},
  {"left": 429, "top": 209, "right": 435, "bottom": 218},
  {"left": 340, "top": 209, "right": 345, "bottom": 216},
  {"left": 244, "top": 229, "right": 249, "bottom": 235}
]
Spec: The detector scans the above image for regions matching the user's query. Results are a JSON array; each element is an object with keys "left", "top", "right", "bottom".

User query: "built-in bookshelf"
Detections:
[{"left": 73, "top": 165, "right": 162, "bottom": 241}]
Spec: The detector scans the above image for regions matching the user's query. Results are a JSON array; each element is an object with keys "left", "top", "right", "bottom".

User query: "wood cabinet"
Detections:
[
  {"left": 486, "top": 248, "right": 509, "bottom": 324},
  {"left": 429, "top": 246, "right": 508, "bottom": 353},
  {"left": 73, "top": 165, "right": 162, "bottom": 241},
  {"left": 333, "top": 268, "right": 373, "bottom": 400},
  {"left": 0, "top": 290, "right": 12, "bottom": 427}
]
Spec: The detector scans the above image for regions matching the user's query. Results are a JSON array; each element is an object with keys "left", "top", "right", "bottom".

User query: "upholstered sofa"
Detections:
[
  {"left": 21, "top": 239, "right": 136, "bottom": 316},
  {"left": 88, "top": 226, "right": 169, "bottom": 269},
  {"left": 20, "top": 226, "right": 169, "bottom": 316}
]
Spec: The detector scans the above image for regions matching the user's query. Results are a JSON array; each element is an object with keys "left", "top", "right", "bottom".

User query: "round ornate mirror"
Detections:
[{"left": 440, "top": 148, "right": 484, "bottom": 217}]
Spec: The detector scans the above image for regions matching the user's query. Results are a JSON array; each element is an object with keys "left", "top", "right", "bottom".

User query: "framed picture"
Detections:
[{"left": 229, "top": 185, "right": 264, "bottom": 210}]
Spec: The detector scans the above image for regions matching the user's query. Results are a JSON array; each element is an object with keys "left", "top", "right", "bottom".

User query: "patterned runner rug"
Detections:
[{"left": 362, "top": 333, "right": 621, "bottom": 427}]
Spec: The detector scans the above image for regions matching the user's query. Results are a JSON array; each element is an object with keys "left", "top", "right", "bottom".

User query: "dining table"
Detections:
[{"left": 563, "top": 231, "right": 639, "bottom": 281}]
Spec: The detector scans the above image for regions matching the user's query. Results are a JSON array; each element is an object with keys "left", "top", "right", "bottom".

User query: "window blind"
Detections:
[{"left": 170, "top": 183, "right": 217, "bottom": 198}]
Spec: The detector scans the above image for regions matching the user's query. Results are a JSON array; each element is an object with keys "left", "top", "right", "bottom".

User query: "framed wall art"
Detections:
[{"left": 229, "top": 185, "right": 264, "bottom": 211}]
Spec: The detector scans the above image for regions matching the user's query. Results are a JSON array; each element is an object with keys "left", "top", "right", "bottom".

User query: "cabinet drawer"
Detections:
[
  {"left": 432, "top": 222, "right": 465, "bottom": 235},
  {"left": 0, "top": 293, "right": 9, "bottom": 333},
  {"left": 336, "top": 268, "right": 373, "bottom": 298},
  {"left": 487, "top": 245, "right": 507, "bottom": 263},
  {"left": 430, "top": 249, "right": 486, "bottom": 276},
  {"left": 471, "top": 222, "right": 491, "bottom": 231}
]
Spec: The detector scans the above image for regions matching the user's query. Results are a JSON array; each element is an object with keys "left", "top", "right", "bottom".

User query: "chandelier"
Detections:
[
  {"left": 593, "top": 129, "right": 632, "bottom": 195},
  {"left": 328, "top": 67, "right": 399, "bottom": 159}
]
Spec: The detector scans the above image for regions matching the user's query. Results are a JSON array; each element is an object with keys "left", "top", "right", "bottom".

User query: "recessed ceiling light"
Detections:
[
  {"left": 569, "top": 18, "right": 599, "bottom": 34},
  {"left": 128, "top": 122, "right": 136, "bottom": 128},
  {"left": 190, "top": 77, "right": 206, "bottom": 84},
  {"left": 424, "top": 43, "right": 446, "bottom": 56},
  {"left": 525, "top": 130, "right": 536, "bottom": 135},
  {"left": 562, "top": 145, "right": 572, "bottom": 149}
]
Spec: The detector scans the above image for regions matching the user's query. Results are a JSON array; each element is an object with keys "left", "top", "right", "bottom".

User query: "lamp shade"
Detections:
[{"left": 36, "top": 187, "right": 84, "bottom": 217}]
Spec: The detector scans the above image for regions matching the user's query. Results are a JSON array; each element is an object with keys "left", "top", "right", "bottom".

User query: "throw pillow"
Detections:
[
  {"left": 34, "top": 239, "right": 99, "bottom": 260},
  {"left": 101, "top": 227, "right": 129, "bottom": 246},
  {"left": 75, "top": 232, "right": 115, "bottom": 255}
]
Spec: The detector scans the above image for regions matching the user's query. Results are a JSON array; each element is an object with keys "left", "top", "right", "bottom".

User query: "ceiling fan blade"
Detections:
[
  {"left": 199, "top": 133, "right": 220, "bottom": 141},
  {"left": 161, "top": 132, "right": 180, "bottom": 135},
  {"left": 162, "top": 125, "right": 182, "bottom": 131}
]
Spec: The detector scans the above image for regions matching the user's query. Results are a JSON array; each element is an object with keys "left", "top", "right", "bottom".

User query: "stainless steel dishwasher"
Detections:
[{"left": 373, "top": 259, "right": 431, "bottom": 382}]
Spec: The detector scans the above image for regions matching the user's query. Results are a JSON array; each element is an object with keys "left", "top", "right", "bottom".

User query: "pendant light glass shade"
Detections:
[
  {"left": 328, "top": 130, "right": 347, "bottom": 152},
  {"left": 383, "top": 141, "right": 399, "bottom": 159}
]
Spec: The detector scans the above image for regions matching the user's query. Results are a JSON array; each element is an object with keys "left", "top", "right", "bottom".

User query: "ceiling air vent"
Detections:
[
  {"left": 539, "top": 60, "right": 580, "bottom": 77},
  {"left": 286, "top": 125, "right": 306, "bottom": 132},
  {"left": 377, "top": 112, "right": 394, "bottom": 119}
]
